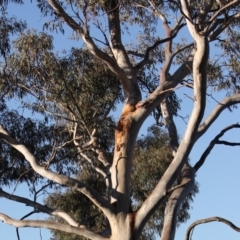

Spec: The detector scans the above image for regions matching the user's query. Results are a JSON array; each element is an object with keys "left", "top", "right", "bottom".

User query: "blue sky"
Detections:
[{"left": 1, "top": 2, "right": 240, "bottom": 240}]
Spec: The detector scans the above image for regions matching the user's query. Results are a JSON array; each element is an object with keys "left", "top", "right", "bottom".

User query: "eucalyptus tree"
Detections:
[{"left": 0, "top": 1, "right": 240, "bottom": 240}]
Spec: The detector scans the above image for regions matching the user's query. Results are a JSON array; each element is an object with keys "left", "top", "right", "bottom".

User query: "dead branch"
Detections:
[
  {"left": 216, "top": 140, "right": 240, "bottom": 146},
  {"left": 16, "top": 210, "right": 39, "bottom": 240},
  {"left": 185, "top": 216, "right": 240, "bottom": 240},
  {"left": 194, "top": 123, "right": 240, "bottom": 172},
  {"left": 197, "top": 93, "right": 240, "bottom": 140}
]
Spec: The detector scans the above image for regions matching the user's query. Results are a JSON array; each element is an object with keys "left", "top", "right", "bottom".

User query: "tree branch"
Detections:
[
  {"left": 194, "top": 124, "right": 240, "bottom": 172},
  {"left": 105, "top": 0, "right": 141, "bottom": 101},
  {"left": 135, "top": 3, "right": 209, "bottom": 230},
  {"left": 209, "top": 0, "right": 240, "bottom": 23},
  {"left": 17, "top": 210, "right": 40, "bottom": 240},
  {"left": 179, "top": 0, "right": 195, "bottom": 37},
  {"left": 216, "top": 140, "right": 240, "bottom": 146},
  {"left": 132, "top": 48, "right": 194, "bottom": 127},
  {"left": 196, "top": 93, "right": 240, "bottom": 140},
  {"left": 161, "top": 164, "right": 195, "bottom": 240},
  {"left": 0, "top": 188, "right": 80, "bottom": 227},
  {"left": 46, "top": 0, "right": 131, "bottom": 93},
  {"left": 185, "top": 216, "right": 240, "bottom": 240},
  {"left": 0, "top": 213, "right": 108, "bottom": 240},
  {"left": 47, "top": 0, "right": 84, "bottom": 34},
  {"left": 73, "top": 127, "right": 111, "bottom": 196},
  {"left": 0, "top": 125, "right": 114, "bottom": 220},
  {"left": 157, "top": 6, "right": 179, "bottom": 155},
  {"left": 160, "top": 97, "right": 179, "bottom": 155},
  {"left": 172, "top": 43, "right": 194, "bottom": 58},
  {"left": 135, "top": 24, "right": 185, "bottom": 70},
  {"left": 208, "top": 12, "right": 240, "bottom": 41}
]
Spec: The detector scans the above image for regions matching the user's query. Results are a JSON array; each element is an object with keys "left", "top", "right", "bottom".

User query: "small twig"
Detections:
[
  {"left": 183, "top": 93, "right": 194, "bottom": 101},
  {"left": 10, "top": 169, "right": 32, "bottom": 196},
  {"left": 36, "top": 183, "right": 52, "bottom": 195},
  {"left": 135, "top": 24, "right": 185, "bottom": 69},
  {"left": 91, "top": 37, "right": 109, "bottom": 46},
  {"left": 45, "top": 124, "right": 58, "bottom": 169},
  {"left": 16, "top": 210, "right": 38, "bottom": 240},
  {"left": 207, "top": 93, "right": 221, "bottom": 104},
  {"left": 16, "top": 227, "right": 20, "bottom": 240},
  {"left": 39, "top": 226, "right": 42, "bottom": 240},
  {"left": 57, "top": 136, "right": 83, "bottom": 149},
  {"left": 176, "top": 113, "right": 189, "bottom": 124},
  {"left": 166, "top": 181, "right": 189, "bottom": 194}
]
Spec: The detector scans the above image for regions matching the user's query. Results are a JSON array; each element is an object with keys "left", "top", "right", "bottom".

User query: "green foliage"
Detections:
[
  {"left": 1, "top": 30, "right": 123, "bottom": 147},
  {"left": 0, "top": 108, "right": 79, "bottom": 187},
  {"left": 0, "top": 7, "right": 26, "bottom": 58}
]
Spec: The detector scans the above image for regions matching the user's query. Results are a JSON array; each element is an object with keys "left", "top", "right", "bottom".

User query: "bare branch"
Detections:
[
  {"left": 79, "top": 151, "right": 108, "bottom": 178},
  {"left": 172, "top": 43, "right": 194, "bottom": 58},
  {"left": 47, "top": 0, "right": 131, "bottom": 92},
  {"left": 16, "top": 210, "right": 39, "bottom": 240},
  {"left": 194, "top": 124, "right": 240, "bottom": 172},
  {"left": 73, "top": 126, "right": 111, "bottom": 201},
  {"left": 133, "top": 50, "right": 194, "bottom": 124},
  {"left": 0, "top": 213, "right": 108, "bottom": 240},
  {"left": 179, "top": 0, "right": 195, "bottom": 37},
  {"left": 135, "top": 6, "right": 209, "bottom": 230},
  {"left": 216, "top": 140, "right": 240, "bottom": 146},
  {"left": 35, "top": 183, "right": 52, "bottom": 195},
  {"left": 157, "top": 0, "right": 179, "bottom": 155},
  {"left": 186, "top": 216, "right": 240, "bottom": 240},
  {"left": 0, "top": 125, "right": 114, "bottom": 220},
  {"left": 161, "top": 164, "right": 195, "bottom": 240},
  {"left": 197, "top": 93, "right": 240, "bottom": 140},
  {"left": 46, "top": 1, "right": 82, "bottom": 33},
  {"left": 103, "top": 0, "right": 143, "bottom": 101},
  {"left": 135, "top": 3, "right": 185, "bottom": 71},
  {"left": 57, "top": 136, "right": 83, "bottom": 149},
  {"left": 135, "top": 25, "right": 185, "bottom": 70},
  {"left": 0, "top": 188, "right": 80, "bottom": 227},
  {"left": 209, "top": 0, "right": 240, "bottom": 23},
  {"left": 208, "top": 12, "right": 240, "bottom": 40},
  {"left": 126, "top": 50, "right": 145, "bottom": 58}
]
